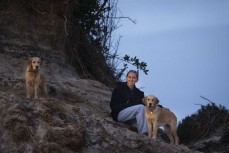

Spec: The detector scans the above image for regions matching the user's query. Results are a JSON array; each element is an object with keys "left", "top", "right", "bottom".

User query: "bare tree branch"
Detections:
[
  {"left": 200, "top": 95, "right": 215, "bottom": 104},
  {"left": 109, "top": 16, "right": 136, "bottom": 24}
]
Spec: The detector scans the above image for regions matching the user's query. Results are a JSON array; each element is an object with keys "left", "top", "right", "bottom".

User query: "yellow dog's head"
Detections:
[
  {"left": 27, "top": 57, "right": 41, "bottom": 71},
  {"left": 143, "top": 95, "right": 159, "bottom": 109}
]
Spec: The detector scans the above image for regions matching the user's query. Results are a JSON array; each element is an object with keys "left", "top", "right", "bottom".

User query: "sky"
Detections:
[{"left": 114, "top": 0, "right": 229, "bottom": 122}]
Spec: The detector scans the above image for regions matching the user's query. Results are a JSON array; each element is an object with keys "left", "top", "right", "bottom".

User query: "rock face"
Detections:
[
  {"left": 0, "top": 1, "right": 200, "bottom": 152},
  {"left": 0, "top": 56, "right": 200, "bottom": 153}
]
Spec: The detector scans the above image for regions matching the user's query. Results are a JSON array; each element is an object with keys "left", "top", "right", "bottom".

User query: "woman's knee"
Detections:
[
  {"left": 136, "top": 104, "right": 145, "bottom": 113},
  {"left": 138, "top": 104, "right": 145, "bottom": 110}
]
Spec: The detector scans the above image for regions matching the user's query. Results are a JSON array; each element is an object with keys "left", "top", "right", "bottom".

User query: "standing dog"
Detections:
[
  {"left": 143, "top": 95, "right": 179, "bottom": 145},
  {"left": 25, "top": 57, "right": 48, "bottom": 98}
]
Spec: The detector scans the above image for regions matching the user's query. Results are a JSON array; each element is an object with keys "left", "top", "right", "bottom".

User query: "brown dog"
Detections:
[
  {"left": 143, "top": 95, "right": 179, "bottom": 145},
  {"left": 25, "top": 57, "right": 48, "bottom": 98}
]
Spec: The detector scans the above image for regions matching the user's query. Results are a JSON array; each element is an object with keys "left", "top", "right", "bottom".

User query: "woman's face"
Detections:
[{"left": 126, "top": 72, "right": 138, "bottom": 88}]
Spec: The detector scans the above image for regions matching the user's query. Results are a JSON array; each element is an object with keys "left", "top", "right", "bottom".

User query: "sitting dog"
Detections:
[
  {"left": 143, "top": 95, "right": 179, "bottom": 145},
  {"left": 25, "top": 57, "right": 48, "bottom": 98}
]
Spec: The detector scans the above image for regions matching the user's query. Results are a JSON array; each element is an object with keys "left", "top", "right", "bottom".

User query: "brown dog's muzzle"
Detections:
[{"left": 148, "top": 103, "right": 152, "bottom": 108}]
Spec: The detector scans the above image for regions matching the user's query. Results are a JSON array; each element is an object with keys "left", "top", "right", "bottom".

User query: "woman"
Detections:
[{"left": 110, "top": 70, "right": 148, "bottom": 134}]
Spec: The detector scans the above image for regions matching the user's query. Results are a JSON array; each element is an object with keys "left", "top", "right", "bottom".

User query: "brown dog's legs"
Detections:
[
  {"left": 173, "top": 131, "right": 179, "bottom": 145},
  {"left": 26, "top": 83, "right": 30, "bottom": 98},
  {"left": 171, "top": 127, "right": 179, "bottom": 145},
  {"left": 34, "top": 80, "right": 39, "bottom": 98},
  {"left": 147, "top": 119, "right": 153, "bottom": 137},
  {"left": 164, "top": 125, "right": 174, "bottom": 144},
  {"left": 171, "top": 118, "right": 179, "bottom": 145},
  {"left": 153, "top": 121, "right": 158, "bottom": 139}
]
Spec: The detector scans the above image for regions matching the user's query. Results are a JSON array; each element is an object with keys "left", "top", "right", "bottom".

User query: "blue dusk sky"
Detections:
[{"left": 115, "top": 0, "right": 229, "bottom": 122}]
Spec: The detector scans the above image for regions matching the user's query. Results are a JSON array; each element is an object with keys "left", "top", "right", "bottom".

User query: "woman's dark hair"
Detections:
[{"left": 126, "top": 70, "right": 139, "bottom": 79}]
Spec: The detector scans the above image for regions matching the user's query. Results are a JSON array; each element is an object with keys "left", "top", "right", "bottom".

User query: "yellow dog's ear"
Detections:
[
  {"left": 142, "top": 96, "right": 147, "bottom": 105},
  {"left": 155, "top": 96, "right": 160, "bottom": 104},
  {"left": 27, "top": 58, "right": 33, "bottom": 71},
  {"left": 27, "top": 58, "right": 32, "bottom": 66}
]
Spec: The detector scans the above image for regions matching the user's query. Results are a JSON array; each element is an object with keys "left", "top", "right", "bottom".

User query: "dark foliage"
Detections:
[
  {"left": 63, "top": 0, "right": 118, "bottom": 85},
  {"left": 64, "top": 0, "right": 149, "bottom": 84},
  {"left": 177, "top": 102, "right": 229, "bottom": 145},
  {"left": 0, "top": 0, "right": 148, "bottom": 86}
]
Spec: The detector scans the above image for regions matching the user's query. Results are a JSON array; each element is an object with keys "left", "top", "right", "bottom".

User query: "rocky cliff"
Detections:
[
  {"left": 0, "top": 1, "right": 200, "bottom": 152},
  {"left": 0, "top": 55, "right": 201, "bottom": 153}
]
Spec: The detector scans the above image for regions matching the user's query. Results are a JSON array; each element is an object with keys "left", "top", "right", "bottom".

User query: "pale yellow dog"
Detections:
[
  {"left": 143, "top": 95, "right": 179, "bottom": 145},
  {"left": 25, "top": 57, "right": 48, "bottom": 98}
]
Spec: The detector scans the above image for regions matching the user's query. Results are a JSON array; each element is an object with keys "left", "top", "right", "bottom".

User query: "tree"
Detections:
[
  {"left": 177, "top": 96, "right": 229, "bottom": 144},
  {"left": 64, "top": 0, "right": 148, "bottom": 83}
]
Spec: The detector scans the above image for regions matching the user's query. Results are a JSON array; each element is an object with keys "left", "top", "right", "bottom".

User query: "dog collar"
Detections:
[
  {"left": 148, "top": 106, "right": 158, "bottom": 114},
  {"left": 27, "top": 70, "right": 37, "bottom": 73},
  {"left": 27, "top": 69, "right": 39, "bottom": 73}
]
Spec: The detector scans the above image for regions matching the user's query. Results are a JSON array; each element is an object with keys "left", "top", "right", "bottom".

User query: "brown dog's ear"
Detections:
[
  {"left": 27, "top": 58, "right": 32, "bottom": 66},
  {"left": 27, "top": 58, "right": 33, "bottom": 71},
  {"left": 142, "top": 96, "right": 147, "bottom": 105},
  {"left": 155, "top": 97, "right": 160, "bottom": 104}
]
